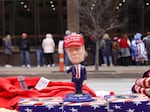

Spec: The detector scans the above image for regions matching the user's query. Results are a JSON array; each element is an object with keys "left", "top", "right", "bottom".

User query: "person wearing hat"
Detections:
[
  {"left": 64, "top": 34, "right": 87, "bottom": 94},
  {"left": 131, "top": 33, "right": 148, "bottom": 65}
]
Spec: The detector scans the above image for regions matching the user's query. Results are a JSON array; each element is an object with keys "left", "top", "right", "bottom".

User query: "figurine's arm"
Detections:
[{"left": 66, "top": 66, "right": 72, "bottom": 74}]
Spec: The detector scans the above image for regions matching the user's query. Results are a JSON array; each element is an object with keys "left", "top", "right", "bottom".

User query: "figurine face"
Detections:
[{"left": 66, "top": 45, "right": 85, "bottom": 64}]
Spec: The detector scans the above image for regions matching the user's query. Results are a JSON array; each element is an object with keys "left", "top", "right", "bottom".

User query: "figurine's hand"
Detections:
[{"left": 83, "top": 80, "right": 87, "bottom": 85}]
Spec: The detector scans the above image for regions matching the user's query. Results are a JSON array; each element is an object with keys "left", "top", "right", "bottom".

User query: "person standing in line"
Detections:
[
  {"left": 36, "top": 37, "right": 46, "bottom": 67},
  {"left": 100, "top": 33, "right": 113, "bottom": 67},
  {"left": 118, "top": 34, "right": 131, "bottom": 66},
  {"left": 42, "top": 33, "right": 55, "bottom": 67},
  {"left": 143, "top": 32, "right": 150, "bottom": 65},
  {"left": 19, "top": 33, "right": 31, "bottom": 67},
  {"left": 133, "top": 33, "right": 148, "bottom": 65},
  {"left": 3, "top": 34, "right": 13, "bottom": 67}
]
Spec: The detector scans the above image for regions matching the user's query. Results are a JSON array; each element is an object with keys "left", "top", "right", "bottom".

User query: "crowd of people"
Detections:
[
  {"left": 1, "top": 31, "right": 150, "bottom": 67},
  {"left": 89, "top": 32, "right": 150, "bottom": 67},
  {"left": 2, "top": 32, "right": 55, "bottom": 68}
]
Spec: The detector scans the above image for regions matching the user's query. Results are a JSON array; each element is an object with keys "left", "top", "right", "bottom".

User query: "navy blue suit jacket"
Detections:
[{"left": 67, "top": 64, "right": 87, "bottom": 82}]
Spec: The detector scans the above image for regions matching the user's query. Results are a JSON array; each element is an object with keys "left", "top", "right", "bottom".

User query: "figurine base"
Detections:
[{"left": 64, "top": 93, "right": 93, "bottom": 102}]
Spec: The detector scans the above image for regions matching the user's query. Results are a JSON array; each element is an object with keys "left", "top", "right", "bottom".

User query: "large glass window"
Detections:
[
  {"left": 0, "top": 0, "right": 67, "bottom": 47},
  {"left": 0, "top": 0, "right": 150, "bottom": 48}
]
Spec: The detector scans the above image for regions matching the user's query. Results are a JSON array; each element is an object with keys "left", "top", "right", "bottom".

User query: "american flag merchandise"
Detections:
[
  {"left": 18, "top": 94, "right": 150, "bottom": 112},
  {"left": 18, "top": 97, "right": 63, "bottom": 112},
  {"left": 108, "top": 93, "right": 150, "bottom": 112}
]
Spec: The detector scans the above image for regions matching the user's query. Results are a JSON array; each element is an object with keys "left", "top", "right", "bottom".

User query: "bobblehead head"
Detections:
[{"left": 64, "top": 34, "right": 85, "bottom": 64}]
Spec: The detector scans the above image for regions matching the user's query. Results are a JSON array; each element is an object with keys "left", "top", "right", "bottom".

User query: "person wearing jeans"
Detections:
[
  {"left": 19, "top": 33, "right": 31, "bottom": 67},
  {"left": 100, "top": 33, "right": 113, "bottom": 66},
  {"left": 36, "top": 48, "right": 46, "bottom": 67},
  {"left": 103, "top": 56, "right": 113, "bottom": 66},
  {"left": 20, "top": 50, "right": 31, "bottom": 67},
  {"left": 36, "top": 37, "right": 46, "bottom": 67}
]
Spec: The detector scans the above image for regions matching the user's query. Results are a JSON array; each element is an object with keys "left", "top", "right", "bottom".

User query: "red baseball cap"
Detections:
[{"left": 64, "top": 34, "right": 84, "bottom": 48}]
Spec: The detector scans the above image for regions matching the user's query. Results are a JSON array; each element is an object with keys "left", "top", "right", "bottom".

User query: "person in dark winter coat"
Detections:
[
  {"left": 100, "top": 33, "right": 113, "bottom": 67},
  {"left": 19, "top": 33, "right": 31, "bottom": 67}
]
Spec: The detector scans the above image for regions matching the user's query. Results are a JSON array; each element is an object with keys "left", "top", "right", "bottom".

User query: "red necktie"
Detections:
[{"left": 76, "top": 65, "right": 80, "bottom": 78}]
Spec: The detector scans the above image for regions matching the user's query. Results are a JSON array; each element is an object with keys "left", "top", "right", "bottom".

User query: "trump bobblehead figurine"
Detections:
[{"left": 64, "top": 33, "right": 87, "bottom": 95}]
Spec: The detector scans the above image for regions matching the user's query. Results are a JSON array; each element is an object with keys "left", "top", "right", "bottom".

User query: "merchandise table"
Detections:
[
  {"left": 18, "top": 94, "right": 150, "bottom": 112},
  {"left": 18, "top": 97, "right": 107, "bottom": 112}
]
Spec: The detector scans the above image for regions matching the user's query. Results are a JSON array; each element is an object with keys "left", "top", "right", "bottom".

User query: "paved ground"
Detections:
[
  {"left": 0, "top": 66, "right": 148, "bottom": 94},
  {"left": 52, "top": 78, "right": 135, "bottom": 94},
  {"left": 0, "top": 65, "right": 149, "bottom": 78}
]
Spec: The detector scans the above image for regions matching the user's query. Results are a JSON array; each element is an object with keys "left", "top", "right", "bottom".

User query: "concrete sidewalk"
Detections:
[{"left": 0, "top": 66, "right": 149, "bottom": 79}]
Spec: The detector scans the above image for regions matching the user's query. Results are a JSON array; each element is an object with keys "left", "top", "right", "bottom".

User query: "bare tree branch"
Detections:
[
  {"left": 79, "top": 0, "right": 127, "bottom": 71},
  {"left": 79, "top": 0, "right": 126, "bottom": 36}
]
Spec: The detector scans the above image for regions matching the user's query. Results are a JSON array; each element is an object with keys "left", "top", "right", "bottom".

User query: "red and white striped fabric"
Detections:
[
  {"left": 134, "top": 84, "right": 150, "bottom": 96},
  {"left": 135, "top": 77, "right": 150, "bottom": 88},
  {"left": 132, "top": 69, "right": 150, "bottom": 97}
]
